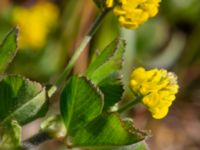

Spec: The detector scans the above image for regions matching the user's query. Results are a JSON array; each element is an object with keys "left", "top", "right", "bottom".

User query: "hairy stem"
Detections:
[{"left": 56, "top": 10, "right": 109, "bottom": 86}]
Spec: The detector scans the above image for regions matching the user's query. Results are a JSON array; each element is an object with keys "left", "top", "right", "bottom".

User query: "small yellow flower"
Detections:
[
  {"left": 130, "top": 67, "right": 179, "bottom": 119},
  {"left": 12, "top": 2, "right": 59, "bottom": 49},
  {"left": 105, "top": 0, "right": 161, "bottom": 29}
]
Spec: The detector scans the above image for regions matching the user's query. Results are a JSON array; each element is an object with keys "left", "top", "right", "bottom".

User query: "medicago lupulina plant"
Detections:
[{"left": 0, "top": 0, "right": 179, "bottom": 149}]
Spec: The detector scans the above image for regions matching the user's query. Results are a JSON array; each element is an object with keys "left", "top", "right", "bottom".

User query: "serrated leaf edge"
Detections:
[{"left": 79, "top": 75, "right": 104, "bottom": 103}]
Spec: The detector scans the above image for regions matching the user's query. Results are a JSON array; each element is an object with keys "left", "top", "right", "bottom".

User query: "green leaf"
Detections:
[
  {"left": 72, "top": 113, "right": 146, "bottom": 148},
  {"left": 0, "top": 120, "right": 21, "bottom": 149},
  {"left": 0, "top": 28, "right": 18, "bottom": 73},
  {"left": 86, "top": 38, "right": 125, "bottom": 109},
  {"left": 0, "top": 75, "right": 48, "bottom": 126},
  {"left": 60, "top": 75, "right": 104, "bottom": 136}
]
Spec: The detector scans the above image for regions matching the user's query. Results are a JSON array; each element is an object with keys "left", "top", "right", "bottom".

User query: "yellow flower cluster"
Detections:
[
  {"left": 130, "top": 67, "right": 178, "bottom": 119},
  {"left": 105, "top": 0, "right": 161, "bottom": 29},
  {"left": 12, "top": 2, "right": 59, "bottom": 49}
]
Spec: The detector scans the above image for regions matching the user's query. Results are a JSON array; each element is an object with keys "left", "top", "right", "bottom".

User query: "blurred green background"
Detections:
[{"left": 0, "top": 0, "right": 200, "bottom": 149}]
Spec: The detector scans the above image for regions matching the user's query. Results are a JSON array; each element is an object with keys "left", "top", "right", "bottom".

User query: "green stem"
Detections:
[
  {"left": 56, "top": 10, "right": 109, "bottom": 86},
  {"left": 117, "top": 96, "right": 141, "bottom": 113}
]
